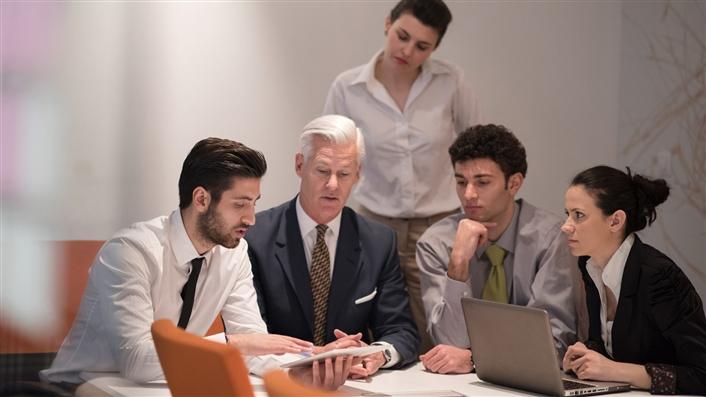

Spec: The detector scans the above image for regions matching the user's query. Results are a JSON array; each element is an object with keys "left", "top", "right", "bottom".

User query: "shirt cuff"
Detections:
[
  {"left": 645, "top": 363, "right": 677, "bottom": 395},
  {"left": 444, "top": 275, "right": 471, "bottom": 301},
  {"left": 371, "top": 341, "right": 400, "bottom": 368},
  {"left": 245, "top": 355, "right": 282, "bottom": 377}
]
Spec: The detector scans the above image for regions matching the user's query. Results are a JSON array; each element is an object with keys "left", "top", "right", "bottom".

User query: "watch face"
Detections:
[
  {"left": 383, "top": 348, "right": 391, "bottom": 362},
  {"left": 371, "top": 343, "right": 392, "bottom": 364}
]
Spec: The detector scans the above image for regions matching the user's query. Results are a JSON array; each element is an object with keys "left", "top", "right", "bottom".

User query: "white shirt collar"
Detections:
[
  {"left": 295, "top": 196, "right": 342, "bottom": 240},
  {"left": 169, "top": 209, "right": 213, "bottom": 272},
  {"left": 350, "top": 49, "right": 451, "bottom": 87},
  {"left": 603, "top": 233, "right": 634, "bottom": 295},
  {"left": 587, "top": 233, "right": 635, "bottom": 298}
]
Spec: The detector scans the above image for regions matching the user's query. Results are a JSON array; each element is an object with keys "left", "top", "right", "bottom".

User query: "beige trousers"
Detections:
[{"left": 359, "top": 206, "right": 459, "bottom": 354}]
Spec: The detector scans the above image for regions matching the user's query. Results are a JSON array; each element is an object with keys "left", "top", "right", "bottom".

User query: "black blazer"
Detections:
[
  {"left": 580, "top": 236, "right": 706, "bottom": 395},
  {"left": 247, "top": 198, "right": 419, "bottom": 367}
]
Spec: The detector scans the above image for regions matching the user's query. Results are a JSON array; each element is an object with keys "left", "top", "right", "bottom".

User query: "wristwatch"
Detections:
[{"left": 371, "top": 342, "right": 392, "bottom": 365}]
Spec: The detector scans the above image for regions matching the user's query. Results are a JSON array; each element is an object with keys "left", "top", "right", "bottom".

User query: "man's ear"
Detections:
[
  {"left": 384, "top": 16, "right": 391, "bottom": 34},
  {"left": 192, "top": 187, "right": 210, "bottom": 213},
  {"left": 295, "top": 153, "right": 304, "bottom": 177},
  {"left": 609, "top": 210, "right": 627, "bottom": 233},
  {"left": 349, "top": 160, "right": 362, "bottom": 185},
  {"left": 507, "top": 173, "right": 524, "bottom": 195}
]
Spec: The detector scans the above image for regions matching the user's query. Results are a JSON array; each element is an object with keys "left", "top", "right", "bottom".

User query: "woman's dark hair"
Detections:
[
  {"left": 449, "top": 124, "right": 527, "bottom": 184},
  {"left": 571, "top": 165, "right": 670, "bottom": 236},
  {"left": 390, "top": 0, "right": 452, "bottom": 47},
  {"left": 178, "top": 138, "right": 267, "bottom": 209}
]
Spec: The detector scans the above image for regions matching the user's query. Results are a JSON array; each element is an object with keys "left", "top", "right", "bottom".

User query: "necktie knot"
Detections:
[
  {"left": 485, "top": 244, "right": 505, "bottom": 268},
  {"left": 190, "top": 257, "right": 204, "bottom": 273},
  {"left": 315, "top": 224, "right": 328, "bottom": 239}
]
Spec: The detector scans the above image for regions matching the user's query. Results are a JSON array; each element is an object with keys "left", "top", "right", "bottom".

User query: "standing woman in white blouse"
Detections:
[
  {"left": 323, "top": 0, "right": 480, "bottom": 353},
  {"left": 561, "top": 165, "right": 706, "bottom": 395}
]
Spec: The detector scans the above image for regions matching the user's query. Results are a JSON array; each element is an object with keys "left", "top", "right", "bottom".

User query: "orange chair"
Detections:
[
  {"left": 0, "top": 241, "right": 224, "bottom": 355},
  {"left": 0, "top": 240, "right": 104, "bottom": 355},
  {"left": 151, "top": 319, "right": 254, "bottom": 397},
  {"left": 263, "top": 370, "right": 343, "bottom": 397}
]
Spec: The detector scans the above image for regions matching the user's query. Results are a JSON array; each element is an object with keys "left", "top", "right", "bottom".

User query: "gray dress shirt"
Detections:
[{"left": 417, "top": 199, "right": 582, "bottom": 356}]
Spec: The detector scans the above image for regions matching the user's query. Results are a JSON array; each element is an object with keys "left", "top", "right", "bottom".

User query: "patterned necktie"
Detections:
[
  {"left": 178, "top": 257, "right": 204, "bottom": 329},
  {"left": 309, "top": 224, "right": 331, "bottom": 346},
  {"left": 482, "top": 244, "right": 508, "bottom": 303}
]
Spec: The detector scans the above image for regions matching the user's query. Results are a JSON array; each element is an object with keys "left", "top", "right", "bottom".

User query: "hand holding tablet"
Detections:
[{"left": 281, "top": 345, "right": 387, "bottom": 368}]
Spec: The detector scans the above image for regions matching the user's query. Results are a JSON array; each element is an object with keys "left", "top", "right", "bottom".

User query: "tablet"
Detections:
[{"left": 280, "top": 345, "right": 387, "bottom": 368}]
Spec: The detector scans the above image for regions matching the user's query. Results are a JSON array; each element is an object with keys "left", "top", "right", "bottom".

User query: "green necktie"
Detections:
[{"left": 482, "top": 244, "right": 508, "bottom": 303}]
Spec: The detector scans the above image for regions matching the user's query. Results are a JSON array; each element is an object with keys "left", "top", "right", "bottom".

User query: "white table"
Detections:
[{"left": 81, "top": 362, "right": 654, "bottom": 397}]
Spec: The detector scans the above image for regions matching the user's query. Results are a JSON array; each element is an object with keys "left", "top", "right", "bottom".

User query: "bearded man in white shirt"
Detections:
[{"left": 41, "top": 138, "right": 352, "bottom": 390}]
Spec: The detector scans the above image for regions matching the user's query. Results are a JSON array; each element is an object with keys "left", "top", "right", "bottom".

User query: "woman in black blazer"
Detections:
[{"left": 560, "top": 165, "right": 706, "bottom": 395}]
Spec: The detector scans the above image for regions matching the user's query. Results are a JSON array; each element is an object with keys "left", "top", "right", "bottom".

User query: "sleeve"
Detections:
[
  {"left": 647, "top": 263, "right": 706, "bottom": 395},
  {"left": 247, "top": 245, "right": 269, "bottom": 325},
  {"left": 322, "top": 75, "right": 348, "bottom": 116},
  {"left": 645, "top": 363, "right": 677, "bottom": 395},
  {"left": 220, "top": 242, "right": 283, "bottom": 376},
  {"left": 92, "top": 238, "right": 165, "bottom": 382},
  {"left": 245, "top": 356, "right": 283, "bottom": 377},
  {"left": 369, "top": 229, "right": 420, "bottom": 368},
  {"left": 526, "top": 229, "right": 580, "bottom": 358},
  {"left": 452, "top": 67, "right": 482, "bottom": 134},
  {"left": 371, "top": 340, "right": 400, "bottom": 369},
  {"left": 417, "top": 232, "right": 473, "bottom": 348},
  {"left": 220, "top": 240, "right": 269, "bottom": 336}
]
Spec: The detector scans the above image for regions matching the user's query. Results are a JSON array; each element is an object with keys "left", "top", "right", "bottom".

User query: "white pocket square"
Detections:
[{"left": 354, "top": 288, "right": 377, "bottom": 305}]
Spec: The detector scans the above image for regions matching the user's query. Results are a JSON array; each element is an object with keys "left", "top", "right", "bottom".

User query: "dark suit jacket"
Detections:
[
  {"left": 247, "top": 198, "right": 419, "bottom": 367},
  {"left": 580, "top": 236, "right": 706, "bottom": 395}
]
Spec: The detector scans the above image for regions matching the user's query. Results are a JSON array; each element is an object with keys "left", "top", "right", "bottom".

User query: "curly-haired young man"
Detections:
[{"left": 417, "top": 124, "right": 582, "bottom": 374}]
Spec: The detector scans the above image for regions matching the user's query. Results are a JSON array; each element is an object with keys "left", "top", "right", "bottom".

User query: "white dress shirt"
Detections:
[
  {"left": 40, "top": 210, "right": 270, "bottom": 384},
  {"left": 295, "top": 197, "right": 400, "bottom": 367},
  {"left": 586, "top": 234, "right": 634, "bottom": 357},
  {"left": 323, "top": 50, "right": 481, "bottom": 218}
]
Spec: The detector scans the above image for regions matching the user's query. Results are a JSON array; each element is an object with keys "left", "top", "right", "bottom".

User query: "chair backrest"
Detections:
[
  {"left": 0, "top": 240, "right": 104, "bottom": 354},
  {"left": 151, "top": 319, "right": 254, "bottom": 397},
  {"left": 263, "top": 370, "right": 343, "bottom": 397},
  {"left": 0, "top": 241, "right": 225, "bottom": 354}
]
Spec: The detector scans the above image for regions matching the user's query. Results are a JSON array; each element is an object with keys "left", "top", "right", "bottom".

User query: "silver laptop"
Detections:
[{"left": 461, "top": 297, "right": 631, "bottom": 396}]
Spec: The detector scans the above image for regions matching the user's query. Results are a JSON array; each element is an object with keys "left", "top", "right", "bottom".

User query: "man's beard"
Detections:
[{"left": 197, "top": 204, "right": 242, "bottom": 249}]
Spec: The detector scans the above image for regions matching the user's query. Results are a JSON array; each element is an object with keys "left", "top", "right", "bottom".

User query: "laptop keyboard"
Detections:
[{"left": 563, "top": 379, "right": 595, "bottom": 390}]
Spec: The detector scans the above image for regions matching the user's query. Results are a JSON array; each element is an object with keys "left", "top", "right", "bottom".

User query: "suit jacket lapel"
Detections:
[
  {"left": 611, "top": 236, "right": 641, "bottom": 359},
  {"left": 327, "top": 208, "right": 363, "bottom": 332},
  {"left": 275, "top": 199, "right": 315, "bottom": 334}
]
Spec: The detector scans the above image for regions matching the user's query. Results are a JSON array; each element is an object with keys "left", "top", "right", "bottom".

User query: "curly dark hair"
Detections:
[
  {"left": 178, "top": 138, "right": 267, "bottom": 209},
  {"left": 448, "top": 124, "right": 527, "bottom": 183}
]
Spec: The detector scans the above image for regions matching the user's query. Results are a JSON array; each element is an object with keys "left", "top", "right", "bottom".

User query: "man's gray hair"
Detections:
[{"left": 300, "top": 114, "right": 365, "bottom": 164}]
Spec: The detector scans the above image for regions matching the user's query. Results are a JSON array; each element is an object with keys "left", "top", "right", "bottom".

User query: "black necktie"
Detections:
[{"left": 178, "top": 257, "right": 204, "bottom": 329}]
